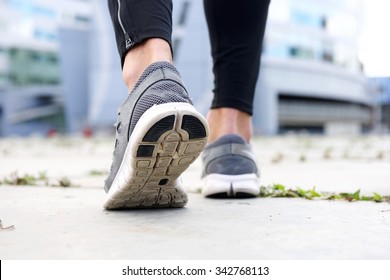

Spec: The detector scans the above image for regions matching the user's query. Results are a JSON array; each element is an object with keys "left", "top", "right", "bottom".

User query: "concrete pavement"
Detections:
[{"left": 0, "top": 135, "right": 389, "bottom": 259}]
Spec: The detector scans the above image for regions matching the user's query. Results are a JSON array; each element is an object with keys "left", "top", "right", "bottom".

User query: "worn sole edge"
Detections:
[
  {"left": 201, "top": 173, "right": 260, "bottom": 198},
  {"left": 104, "top": 102, "right": 209, "bottom": 209}
]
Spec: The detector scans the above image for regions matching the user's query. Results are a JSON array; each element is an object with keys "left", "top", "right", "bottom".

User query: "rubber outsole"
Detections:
[
  {"left": 201, "top": 173, "right": 260, "bottom": 199},
  {"left": 104, "top": 103, "right": 208, "bottom": 210}
]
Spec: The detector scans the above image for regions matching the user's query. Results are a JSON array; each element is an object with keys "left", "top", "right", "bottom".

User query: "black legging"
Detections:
[{"left": 108, "top": 0, "right": 271, "bottom": 115}]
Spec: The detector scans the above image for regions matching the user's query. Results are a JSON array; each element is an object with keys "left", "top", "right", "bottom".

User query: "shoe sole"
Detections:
[
  {"left": 201, "top": 174, "right": 260, "bottom": 198},
  {"left": 104, "top": 103, "right": 208, "bottom": 209}
]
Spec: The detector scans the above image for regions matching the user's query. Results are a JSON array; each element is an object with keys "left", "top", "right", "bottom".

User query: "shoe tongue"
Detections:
[{"left": 209, "top": 134, "right": 246, "bottom": 147}]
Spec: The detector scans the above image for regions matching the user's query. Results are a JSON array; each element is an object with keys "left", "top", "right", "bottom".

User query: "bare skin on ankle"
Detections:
[
  {"left": 207, "top": 108, "right": 252, "bottom": 143},
  {"left": 122, "top": 38, "right": 172, "bottom": 92}
]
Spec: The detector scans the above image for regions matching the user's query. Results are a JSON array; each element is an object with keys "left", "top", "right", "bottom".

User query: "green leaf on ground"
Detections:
[
  {"left": 274, "top": 184, "right": 285, "bottom": 191},
  {"left": 88, "top": 169, "right": 108, "bottom": 176},
  {"left": 259, "top": 184, "right": 390, "bottom": 203},
  {"left": 0, "top": 171, "right": 77, "bottom": 188},
  {"left": 352, "top": 189, "right": 361, "bottom": 200},
  {"left": 373, "top": 192, "right": 383, "bottom": 202}
]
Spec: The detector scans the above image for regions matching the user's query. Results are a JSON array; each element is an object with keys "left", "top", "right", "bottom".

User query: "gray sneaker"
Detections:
[
  {"left": 104, "top": 62, "right": 209, "bottom": 209},
  {"left": 201, "top": 134, "right": 260, "bottom": 198}
]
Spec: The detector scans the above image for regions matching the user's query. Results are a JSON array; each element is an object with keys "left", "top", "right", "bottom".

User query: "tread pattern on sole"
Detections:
[
  {"left": 142, "top": 115, "right": 175, "bottom": 142},
  {"left": 181, "top": 115, "right": 207, "bottom": 139},
  {"left": 105, "top": 113, "right": 207, "bottom": 209}
]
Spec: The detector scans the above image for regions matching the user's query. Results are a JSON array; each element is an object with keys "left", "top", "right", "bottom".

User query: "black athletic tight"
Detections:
[{"left": 108, "top": 0, "right": 271, "bottom": 115}]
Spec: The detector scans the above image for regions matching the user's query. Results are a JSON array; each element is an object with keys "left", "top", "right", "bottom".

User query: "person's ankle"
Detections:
[
  {"left": 122, "top": 38, "right": 172, "bottom": 92},
  {"left": 207, "top": 108, "right": 252, "bottom": 143}
]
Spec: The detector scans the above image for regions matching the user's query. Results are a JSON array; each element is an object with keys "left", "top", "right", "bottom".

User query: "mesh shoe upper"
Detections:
[{"left": 201, "top": 134, "right": 258, "bottom": 178}]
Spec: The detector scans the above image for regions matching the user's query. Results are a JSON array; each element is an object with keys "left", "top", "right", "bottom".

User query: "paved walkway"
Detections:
[{"left": 0, "top": 136, "right": 389, "bottom": 259}]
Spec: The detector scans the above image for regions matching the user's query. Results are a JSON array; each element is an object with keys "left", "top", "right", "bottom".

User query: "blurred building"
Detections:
[
  {"left": 255, "top": 0, "right": 371, "bottom": 134},
  {"left": 369, "top": 77, "right": 390, "bottom": 133},
  {"left": 0, "top": 0, "right": 372, "bottom": 136},
  {"left": 0, "top": 0, "right": 91, "bottom": 136}
]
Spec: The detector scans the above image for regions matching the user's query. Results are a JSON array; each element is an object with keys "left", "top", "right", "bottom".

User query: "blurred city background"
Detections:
[
  {"left": 0, "top": 0, "right": 389, "bottom": 137},
  {"left": 2, "top": 1, "right": 389, "bottom": 261}
]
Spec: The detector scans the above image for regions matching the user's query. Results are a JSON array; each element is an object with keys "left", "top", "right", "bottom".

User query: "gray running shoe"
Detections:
[
  {"left": 201, "top": 134, "right": 260, "bottom": 198},
  {"left": 104, "top": 62, "right": 209, "bottom": 209}
]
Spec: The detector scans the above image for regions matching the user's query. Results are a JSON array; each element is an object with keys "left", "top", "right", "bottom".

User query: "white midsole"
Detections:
[{"left": 201, "top": 173, "right": 260, "bottom": 197}]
